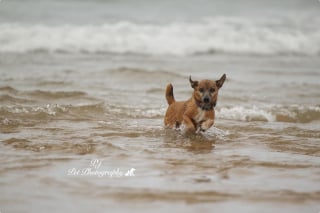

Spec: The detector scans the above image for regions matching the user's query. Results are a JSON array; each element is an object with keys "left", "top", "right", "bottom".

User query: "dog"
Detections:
[{"left": 164, "top": 74, "right": 226, "bottom": 134}]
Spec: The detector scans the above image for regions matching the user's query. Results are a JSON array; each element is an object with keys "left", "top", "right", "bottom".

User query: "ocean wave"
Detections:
[
  {"left": 105, "top": 104, "right": 166, "bottom": 119},
  {"left": 218, "top": 106, "right": 276, "bottom": 122},
  {"left": 0, "top": 103, "right": 165, "bottom": 132},
  {"left": 217, "top": 105, "right": 320, "bottom": 123},
  {"left": 0, "top": 104, "right": 69, "bottom": 118},
  {"left": 1, "top": 18, "right": 319, "bottom": 56},
  {"left": 0, "top": 87, "right": 94, "bottom": 104},
  {"left": 25, "top": 90, "right": 87, "bottom": 100},
  {"left": 1, "top": 102, "right": 319, "bottom": 130},
  {"left": 108, "top": 67, "right": 184, "bottom": 79},
  {"left": 104, "top": 104, "right": 320, "bottom": 123},
  {"left": 0, "top": 94, "right": 35, "bottom": 104},
  {"left": 0, "top": 86, "right": 18, "bottom": 93},
  {"left": 0, "top": 103, "right": 107, "bottom": 129}
]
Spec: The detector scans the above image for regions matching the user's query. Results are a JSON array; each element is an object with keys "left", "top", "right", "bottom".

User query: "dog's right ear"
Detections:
[
  {"left": 189, "top": 76, "right": 198, "bottom": 88},
  {"left": 216, "top": 74, "right": 226, "bottom": 89}
]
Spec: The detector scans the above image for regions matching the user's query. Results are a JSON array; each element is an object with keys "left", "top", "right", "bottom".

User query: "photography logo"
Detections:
[{"left": 67, "top": 159, "right": 136, "bottom": 178}]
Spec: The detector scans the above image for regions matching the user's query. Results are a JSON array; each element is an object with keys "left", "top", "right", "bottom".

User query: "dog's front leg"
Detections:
[
  {"left": 182, "top": 115, "right": 196, "bottom": 134},
  {"left": 200, "top": 119, "right": 214, "bottom": 132}
]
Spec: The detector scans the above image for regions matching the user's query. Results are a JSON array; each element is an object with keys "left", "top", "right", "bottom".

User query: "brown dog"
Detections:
[{"left": 164, "top": 74, "right": 226, "bottom": 134}]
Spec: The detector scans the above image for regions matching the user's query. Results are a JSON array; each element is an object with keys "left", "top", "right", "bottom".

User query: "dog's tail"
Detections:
[{"left": 165, "top": 83, "right": 175, "bottom": 105}]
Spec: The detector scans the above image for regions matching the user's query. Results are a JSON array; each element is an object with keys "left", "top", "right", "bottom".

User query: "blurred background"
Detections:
[{"left": 1, "top": 0, "right": 320, "bottom": 55}]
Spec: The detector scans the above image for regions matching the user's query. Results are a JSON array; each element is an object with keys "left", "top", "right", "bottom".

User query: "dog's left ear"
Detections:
[
  {"left": 216, "top": 74, "right": 226, "bottom": 89},
  {"left": 189, "top": 76, "right": 198, "bottom": 88}
]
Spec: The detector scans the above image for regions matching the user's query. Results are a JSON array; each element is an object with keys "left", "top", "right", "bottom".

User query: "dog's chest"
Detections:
[{"left": 194, "top": 109, "right": 206, "bottom": 123}]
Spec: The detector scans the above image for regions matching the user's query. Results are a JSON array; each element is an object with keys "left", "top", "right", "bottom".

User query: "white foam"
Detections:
[
  {"left": 1, "top": 104, "right": 67, "bottom": 116},
  {"left": 210, "top": 126, "right": 229, "bottom": 137},
  {"left": 217, "top": 105, "right": 320, "bottom": 123},
  {"left": 1, "top": 18, "right": 319, "bottom": 55},
  {"left": 217, "top": 106, "right": 276, "bottom": 122}
]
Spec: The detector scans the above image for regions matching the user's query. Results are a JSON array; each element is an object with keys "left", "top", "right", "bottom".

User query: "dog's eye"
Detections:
[
  {"left": 210, "top": 88, "right": 215, "bottom": 93},
  {"left": 199, "top": 88, "right": 204, "bottom": 93}
]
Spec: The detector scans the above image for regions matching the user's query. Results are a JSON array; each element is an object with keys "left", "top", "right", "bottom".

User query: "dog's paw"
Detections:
[{"left": 200, "top": 119, "right": 214, "bottom": 132}]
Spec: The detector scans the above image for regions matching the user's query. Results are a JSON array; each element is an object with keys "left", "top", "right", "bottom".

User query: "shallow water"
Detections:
[
  {"left": 1, "top": 52, "right": 320, "bottom": 213},
  {"left": 1, "top": 0, "right": 320, "bottom": 212}
]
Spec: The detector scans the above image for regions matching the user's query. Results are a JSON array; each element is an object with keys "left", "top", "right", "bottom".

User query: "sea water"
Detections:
[{"left": 1, "top": 0, "right": 320, "bottom": 212}]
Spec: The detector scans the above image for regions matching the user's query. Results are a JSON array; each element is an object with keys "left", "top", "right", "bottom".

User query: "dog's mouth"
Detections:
[
  {"left": 194, "top": 95, "right": 216, "bottom": 111},
  {"left": 198, "top": 101, "right": 215, "bottom": 111}
]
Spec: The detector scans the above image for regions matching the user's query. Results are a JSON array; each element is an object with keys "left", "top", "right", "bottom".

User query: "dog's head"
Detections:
[{"left": 189, "top": 74, "right": 226, "bottom": 110}]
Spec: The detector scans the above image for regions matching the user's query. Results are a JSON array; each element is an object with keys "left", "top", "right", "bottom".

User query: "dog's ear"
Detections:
[
  {"left": 189, "top": 76, "right": 198, "bottom": 88},
  {"left": 216, "top": 74, "right": 226, "bottom": 88}
]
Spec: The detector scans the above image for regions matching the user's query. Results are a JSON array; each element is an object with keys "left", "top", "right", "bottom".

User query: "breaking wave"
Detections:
[
  {"left": 218, "top": 105, "right": 320, "bottom": 123},
  {"left": 1, "top": 18, "right": 320, "bottom": 56},
  {"left": 2, "top": 103, "right": 319, "bottom": 130},
  {"left": 1, "top": 87, "right": 319, "bottom": 128}
]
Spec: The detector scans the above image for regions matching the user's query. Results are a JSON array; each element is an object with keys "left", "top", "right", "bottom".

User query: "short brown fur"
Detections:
[{"left": 164, "top": 74, "right": 226, "bottom": 134}]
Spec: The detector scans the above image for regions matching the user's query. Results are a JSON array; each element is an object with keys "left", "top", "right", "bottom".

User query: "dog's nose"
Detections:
[{"left": 203, "top": 97, "right": 210, "bottom": 103}]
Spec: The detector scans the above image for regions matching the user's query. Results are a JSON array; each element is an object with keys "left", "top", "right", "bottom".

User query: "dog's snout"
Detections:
[{"left": 203, "top": 97, "right": 210, "bottom": 103}]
